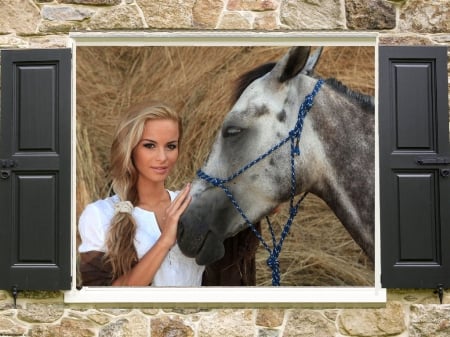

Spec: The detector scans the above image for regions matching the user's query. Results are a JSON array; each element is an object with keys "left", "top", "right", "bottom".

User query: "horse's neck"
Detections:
[{"left": 304, "top": 88, "right": 375, "bottom": 260}]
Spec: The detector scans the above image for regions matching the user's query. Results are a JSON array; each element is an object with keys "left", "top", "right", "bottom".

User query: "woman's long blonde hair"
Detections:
[{"left": 104, "top": 101, "right": 182, "bottom": 280}]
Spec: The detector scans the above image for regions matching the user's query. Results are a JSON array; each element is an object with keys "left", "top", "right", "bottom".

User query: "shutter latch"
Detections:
[
  {"left": 0, "top": 159, "right": 17, "bottom": 180},
  {"left": 11, "top": 285, "right": 20, "bottom": 309},
  {"left": 0, "top": 159, "right": 17, "bottom": 168},
  {"left": 434, "top": 283, "right": 444, "bottom": 304},
  {"left": 416, "top": 156, "right": 450, "bottom": 165}
]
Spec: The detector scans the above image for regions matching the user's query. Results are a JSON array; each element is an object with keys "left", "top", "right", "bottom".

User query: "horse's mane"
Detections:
[
  {"left": 233, "top": 62, "right": 374, "bottom": 112},
  {"left": 324, "top": 78, "right": 374, "bottom": 111}
]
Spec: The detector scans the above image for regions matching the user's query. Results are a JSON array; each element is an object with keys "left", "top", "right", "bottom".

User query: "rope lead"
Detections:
[{"left": 267, "top": 254, "right": 281, "bottom": 286}]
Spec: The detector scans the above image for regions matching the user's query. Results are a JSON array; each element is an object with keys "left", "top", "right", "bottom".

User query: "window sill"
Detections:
[{"left": 64, "top": 287, "right": 386, "bottom": 307}]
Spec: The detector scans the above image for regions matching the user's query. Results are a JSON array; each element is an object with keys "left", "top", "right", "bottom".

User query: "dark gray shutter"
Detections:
[
  {"left": 0, "top": 49, "right": 71, "bottom": 290},
  {"left": 379, "top": 46, "right": 450, "bottom": 288}
]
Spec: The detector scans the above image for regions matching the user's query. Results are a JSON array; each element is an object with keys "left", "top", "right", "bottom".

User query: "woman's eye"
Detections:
[
  {"left": 223, "top": 126, "right": 243, "bottom": 138},
  {"left": 167, "top": 144, "right": 178, "bottom": 150},
  {"left": 143, "top": 143, "right": 155, "bottom": 149}
]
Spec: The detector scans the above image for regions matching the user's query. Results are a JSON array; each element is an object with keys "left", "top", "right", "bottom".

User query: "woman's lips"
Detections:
[{"left": 151, "top": 166, "right": 168, "bottom": 174}]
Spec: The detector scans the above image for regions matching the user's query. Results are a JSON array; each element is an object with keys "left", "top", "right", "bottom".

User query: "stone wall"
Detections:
[
  {"left": 0, "top": 290, "right": 450, "bottom": 336},
  {"left": 0, "top": 0, "right": 449, "bottom": 336},
  {"left": 0, "top": 0, "right": 448, "bottom": 47}
]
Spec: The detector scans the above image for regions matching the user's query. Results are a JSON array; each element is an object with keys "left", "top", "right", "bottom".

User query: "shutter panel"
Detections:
[
  {"left": 379, "top": 46, "right": 450, "bottom": 288},
  {"left": 0, "top": 49, "right": 71, "bottom": 290}
]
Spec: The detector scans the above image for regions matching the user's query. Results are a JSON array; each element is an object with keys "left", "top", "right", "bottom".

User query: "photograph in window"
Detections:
[{"left": 76, "top": 46, "right": 375, "bottom": 287}]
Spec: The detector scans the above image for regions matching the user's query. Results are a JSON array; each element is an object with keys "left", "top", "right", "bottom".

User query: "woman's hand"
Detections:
[
  {"left": 112, "top": 184, "right": 192, "bottom": 286},
  {"left": 159, "top": 183, "right": 192, "bottom": 248}
]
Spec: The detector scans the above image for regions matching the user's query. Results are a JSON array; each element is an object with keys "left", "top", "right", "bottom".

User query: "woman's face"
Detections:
[{"left": 132, "top": 119, "right": 180, "bottom": 185}]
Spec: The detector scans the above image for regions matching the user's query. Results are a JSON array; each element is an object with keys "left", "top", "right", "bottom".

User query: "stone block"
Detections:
[
  {"left": 339, "top": 301, "right": 406, "bottom": 336},
  {"left": 99, "top": 318, "right": 132, "bottom": 337},
  {"left": 346, "top": 0, "right": 396, "bottom": 30},
  {"left": 0, "top": 0, "right": 40, "bottom": 35},
  {"left": 258, "top": 328, "right": 281, "bottom": 337},
  {"left": 409, "top": 304, "right": 450, "bottom": 337},
  {"left": 0, "top": 317, "right": 27, "bottom": 336},
  {"left": 60, "top": 0, "right": 121, "bottom": 5},
  {"left": 218, "top": 12, "right": 252, "bottom": 29},
  {"left": 193, "top": 0, "right": 223, "bottom": 28},
  {"left": 227, "top": 0, "right": 280, "bottom": 11},
  {"left": 256, "top": 309, "right": 285, "bottom": 328},
  {"left": 42, "top": 5, "right": 94, "bottom": 21},
  {"left": 137, "top": 0, "right": 196, "bottom": 28},
  {"left": 17, "top": 303, "right": 64, "bottom": 323},
  {"left": 254, "top": 12, "right": 279, "bottom": 30},
  {"left": 280, "top": 0, "right": 345, "bottom": 30},
  {"left": 151, "top": 315, "right": 194, "bottom": 337},
  {"left": 198, "top": 309, "right": 254, "bottom": 337},
  {"left": 81, "top": 5, "right": 145, "bottom": 30},
  {"left": 38, "top": 20, "right": 77, "bottom": 34},
  {"left": 58, "top": 317, "right": 97, "bottom": 337},
  {"left": 398, "top": 0, "right": 449, "bottom": 33},
  {"left": 284, "top": 310, "right": 336, "bottom": 337},
  {"left": 28, "top": 35, "right": 69, "bottom": 48}
]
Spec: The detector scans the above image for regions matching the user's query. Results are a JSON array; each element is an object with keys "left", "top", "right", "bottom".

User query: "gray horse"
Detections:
[{"left": 177, "top": 46, "right": 374, "bottom": 270}]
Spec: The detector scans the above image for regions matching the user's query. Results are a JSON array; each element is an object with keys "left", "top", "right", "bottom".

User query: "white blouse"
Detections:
[{"left": 78, "top": 192, "right": 205, "bottom": 286}]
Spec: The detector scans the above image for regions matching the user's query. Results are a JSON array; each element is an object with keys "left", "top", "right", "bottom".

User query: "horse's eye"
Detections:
[{"left": 223, "top": 126, "right": 243, "bottom": 138}]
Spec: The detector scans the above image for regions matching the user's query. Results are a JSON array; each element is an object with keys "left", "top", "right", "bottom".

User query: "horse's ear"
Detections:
[
  {"left": 301, "top": 47, "right": 323, "bottom": 75},
  {"left": 275, "top": 46, "right": 311, "bottom": 83}
]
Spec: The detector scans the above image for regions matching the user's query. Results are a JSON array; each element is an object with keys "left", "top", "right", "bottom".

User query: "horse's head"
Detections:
[{"left": 177, "top": 47, "right": 323, "bottom": 265}]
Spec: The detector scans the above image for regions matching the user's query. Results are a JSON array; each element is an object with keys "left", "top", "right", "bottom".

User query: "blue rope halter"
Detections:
[{"left": 197, "top": 79, "right": 324, "bottom": 286}]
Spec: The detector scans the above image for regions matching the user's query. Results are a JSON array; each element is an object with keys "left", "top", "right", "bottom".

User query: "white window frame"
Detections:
[{"left": 65, "top": 31, "right": 386, "bottom": 305}]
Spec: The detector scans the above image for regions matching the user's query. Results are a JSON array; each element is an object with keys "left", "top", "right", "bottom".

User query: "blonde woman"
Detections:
[{"left": 78, "top": 101, "right": 204, "bottom": 286}]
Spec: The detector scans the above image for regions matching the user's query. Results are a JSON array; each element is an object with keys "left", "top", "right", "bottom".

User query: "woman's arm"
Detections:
[{"left": 111, "top": 184, "right": 192, "bottom": 286}]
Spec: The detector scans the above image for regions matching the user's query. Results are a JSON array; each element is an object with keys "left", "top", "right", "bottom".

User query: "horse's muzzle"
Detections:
[{"left": 177, "top": 218, "right": 226, "bottom": 265}]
